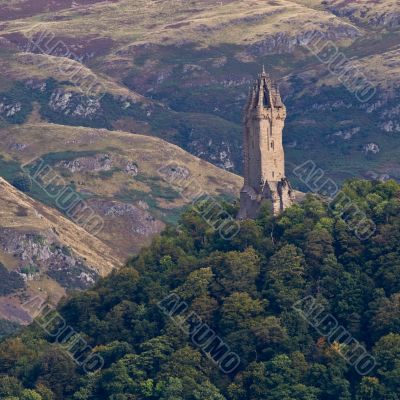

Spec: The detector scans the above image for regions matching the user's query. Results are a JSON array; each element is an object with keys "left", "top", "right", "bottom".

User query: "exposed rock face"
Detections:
[
  {"left": 124, "top": 161, "right": 138, "bottom": 176},
  {"left": 0, "top": 99, "right": 22, "bottom": 117},
  {"left": 57, "top": 153, "right": 112, "bottom": 172},
  {"left": 332, "top": 127, "right": 361, "bottom": 140},
  {"left": 157, "top": 164, "right": 190, "bottom": 181},
  {"left": 238, "top": 69, "right": 294, "bottom": 219},
  {"left": 25, "top": 79, "right": 47, "bottom": 92},
  {"left": 9, "top": 143, "right": 27, "bottom": 151},
  {"left": 49, "top": 88, "right": 101, "bottom": 118},
  {"left": 380, "top": 120, "right": 400, "bottom": 133},
  {"left": 96, "top": 200, "right": 161, "bottom": 235},
  {"left": 0, "top": 228, "right": 98, "bottom": 289},
  {"left": 379, "top": 104, "right": 400, "bottom": 133},
  {"left": 56, "top": 153, "right": 139, "bottom": 176},
  {"left": 365, "top": 171, "right": 390, "bottom": 182},
  {"left": 247, "top": 25, "right": 360, "bottom": 56},
  {"left": 187, "top": 138, "right": 238, "bottom": 171},
  {"left": 363, "top": 143, "right": 380, "bottom": 155},
  {"left": 324, "top": 1, "right": 400, "bottom": 29},
  {"left": 0, "top": 176, "right": 122, "bottom": 324}
]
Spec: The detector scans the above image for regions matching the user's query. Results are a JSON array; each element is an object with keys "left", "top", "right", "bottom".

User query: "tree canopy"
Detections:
[{"left": 0, "top": 179, "right": 399, "bottom": 399}]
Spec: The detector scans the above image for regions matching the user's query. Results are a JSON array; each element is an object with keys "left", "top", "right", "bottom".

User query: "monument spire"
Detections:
[{"left": 238, "top": 66, "right": 294, "bottom": 218}]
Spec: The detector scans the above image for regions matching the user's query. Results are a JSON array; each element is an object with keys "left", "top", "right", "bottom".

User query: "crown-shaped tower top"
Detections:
[{"left": 245, "top": 67, "right": 285, "bottom": 114}]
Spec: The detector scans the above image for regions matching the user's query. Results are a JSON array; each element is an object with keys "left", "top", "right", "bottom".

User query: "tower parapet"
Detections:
[{"left": 238, "top": 68, "right": 294, "bottom": 218}]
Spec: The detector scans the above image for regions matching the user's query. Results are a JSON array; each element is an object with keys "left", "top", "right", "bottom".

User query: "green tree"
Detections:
[
  {"left": 210, "top": 248, "right": 260, "bottom": 297},
  {"left": 12, "top": 173, "right": 32, "bottom": 193},
  {"left": 264, "top": 244, "right": 306, "bottom": 310},
  {"left": 355, "top": 377, "right": 385, "bottom": 400},
  {"left": 20, "top": 389, "right": 43, "bottom": 400},
  {"left": 0, "top": 375, "right": 23, "bottom": 398},
  {"left": 373, "top": 333, "right": 400, "bottom": 393},
  {"left": 220, "top": 292, "right": 265, "bottom": 332},
  {"left": 371, "top": 293, "right": 400, "bottom": 339}
]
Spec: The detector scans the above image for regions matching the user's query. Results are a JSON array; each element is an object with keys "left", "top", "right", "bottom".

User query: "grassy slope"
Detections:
[
  {"left": 0, "top": 177, "right": 120, "bottom": 273},
  {"left": 0, "top": 176, "right": 122, "bottom": 323},
  {"left": 0, "top": 0, "right": 359, "bottom": 43},
  {"left": 0, "top": 122, "right": 242, "bottom": 255}
]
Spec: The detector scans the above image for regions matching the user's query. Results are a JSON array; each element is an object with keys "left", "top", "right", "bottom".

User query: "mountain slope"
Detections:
[
  {"left": 0, "top": 176, "right": 122, "bottom": 324},
  {"left": 2, "top": 0, "right": 399, "bottom": 178},
  {"left": 0, "top": 122, "right": 242, "bottom": 258}
]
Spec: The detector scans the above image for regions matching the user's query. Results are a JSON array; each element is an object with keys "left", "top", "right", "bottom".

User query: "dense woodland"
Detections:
[{"left": 1, "top": 179, "right": 400, "bottom": 399}]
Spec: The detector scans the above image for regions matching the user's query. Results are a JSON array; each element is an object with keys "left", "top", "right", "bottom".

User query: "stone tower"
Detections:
[{"left": 238, "top": 68, "right": 294, "bottom": 219}]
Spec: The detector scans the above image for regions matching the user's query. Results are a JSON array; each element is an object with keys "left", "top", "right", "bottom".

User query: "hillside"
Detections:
[
  {"left": 0, "top": 121, "right": 241, "bottom": 331},
  {"left": 0, "top": 178, "right": 399, "bottom": 399},
  {"left": 0, "top": 123, "right": 242, "bottom": 258},
  {"left": 0, "top": 177, "right": 122, "bottom": 326},
  {"left": 0, "top": 0, "right": 398, "bottom": 181}
]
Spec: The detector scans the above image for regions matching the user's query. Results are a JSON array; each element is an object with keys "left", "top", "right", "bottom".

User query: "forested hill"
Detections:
[{"left": 0, "top": 179, "right": 400, "bottom": 400}]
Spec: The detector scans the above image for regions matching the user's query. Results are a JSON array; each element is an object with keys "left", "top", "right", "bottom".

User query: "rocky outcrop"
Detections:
[
  {"left": 25, "top": 79, "right": 47, "bottom": 92},
  {"left": 49, "top": 88, "right": 101, "bottom": 118},
  {"left": 157, "top": 164, "right": 190, "bottom": 181},
  {"left": 0, "top": 229, "right": 98, "bottom": 289},
  {"left": 379, "top": 120, "right": 400, "bottom": 133},
  {"left": 247, "top": 25, "right": 360, "bottom": 56},
  {"left": 363, "top": 143, "right": 380, "bottom": 155},
  {"left": 90, "top": 199, "right": 162, "bottom": 236},
  {"left": 365, "top": 171, "right": 390, "bottom": 182},
  {"left": 57, "top": 153, "right": 113, "bottom": 172},
  {"left": 124, "top": 161, "right": 138, "bottom": 176},
  {"left": 332, "top": 127, "right": 360, "bottom": 140},
  {"left": 379, "top": 104, "right": 400, "bottom": 133},
  {"left": 324, "top": 1, "right": 400, "bottom": 29},
  {"left": 56, "top": 153, "right": 139, "bottom": 176},
  {"left": 0, "top": 99, "right": 22, "bottom": 117},
  {"left": 188, "top": 139, "right": 238, "bottom": 171}
]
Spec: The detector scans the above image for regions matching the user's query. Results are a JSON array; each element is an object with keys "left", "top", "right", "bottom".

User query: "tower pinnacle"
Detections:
[{"left": 238, "top": 67, "right": 294, "bottom": 218}]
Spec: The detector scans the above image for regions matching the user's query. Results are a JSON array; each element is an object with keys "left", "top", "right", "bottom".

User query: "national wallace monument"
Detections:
[{"left": 238, "top": 67, "right": 295, "bottom": 219}]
